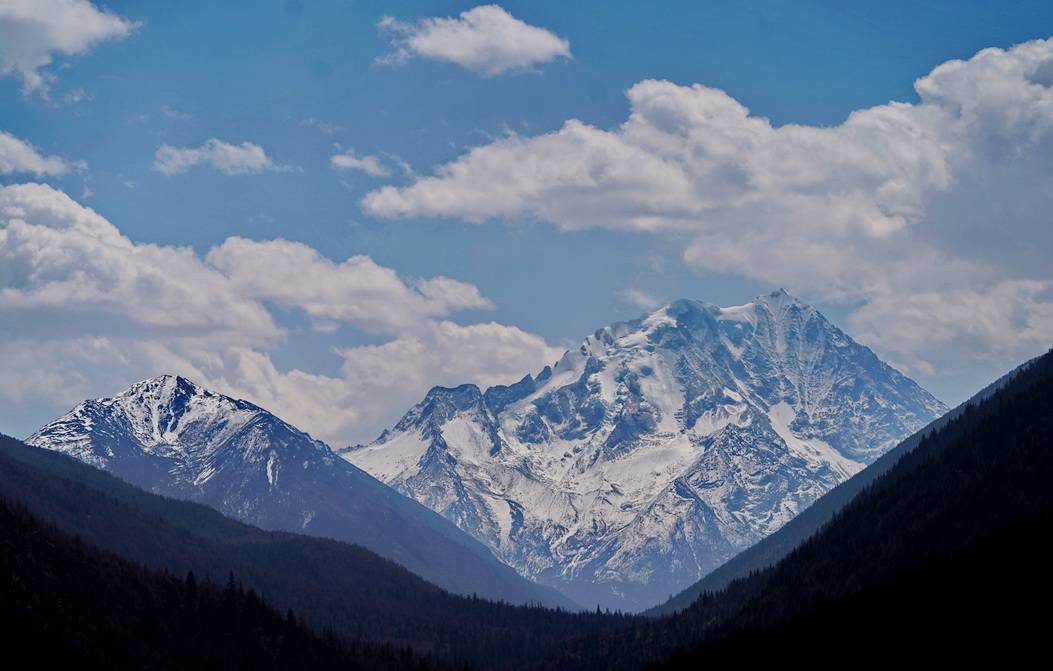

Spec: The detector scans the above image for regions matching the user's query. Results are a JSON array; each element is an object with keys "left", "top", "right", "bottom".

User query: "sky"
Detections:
[{"left": 2, "top": 1, "right": 1052, "bottom": 446}]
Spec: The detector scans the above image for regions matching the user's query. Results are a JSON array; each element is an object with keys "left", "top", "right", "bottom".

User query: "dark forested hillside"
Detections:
[
  {"left": 541, "top": 348, "right": 1053, "bottom": 668},
  {"left": 0, "top": 497, "right": 422, "bottom": 670},
  {"left": 0, "top": 434, "right": 630, "bottom": 669}
]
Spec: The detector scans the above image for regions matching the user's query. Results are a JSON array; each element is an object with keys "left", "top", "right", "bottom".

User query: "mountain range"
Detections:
[
  {"left": 6, "top": 345, "right": 1049, "bottom": 668},
  {"left": 25, "top": 374, "right": 567, "bottom": 608},
  {"left": 344, "top": 290, "right": 946, "bottom": 609}
]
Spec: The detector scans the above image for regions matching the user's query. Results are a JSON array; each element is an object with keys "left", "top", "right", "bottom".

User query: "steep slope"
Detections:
[
  {"left": 26, "top": 375, "right": 569, "bottom": 609},
  {"left": 646, "top": 355, "right": 1039, "bottom": 616},
  {"left": 0, "top": 434, "right": 627, "bottom": 668},
  {"left": 542, "top": 347, "right": 1053, "bottom": 669},
  {"left": 0, "top": 497, "right": 407, "bottom": 671},
  {"left": 346, "top": 291, "right": 944, "bottom": 610}
]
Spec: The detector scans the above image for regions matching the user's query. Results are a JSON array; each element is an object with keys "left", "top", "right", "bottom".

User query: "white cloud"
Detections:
[
  {"left": 363, "top": 39, "right": 1053, "bottom": 374},
  {"left": 0, "top": 130, "right": 73, "bottom": 175},
  {"left": 160, "top": 105, "right": 192, "bottom": 121},
  {"left": 301, "top": 117, "right": 344, "bottom": 135},
  {"left": 330, "top": 148, "right": 390, "bottom": 177},
  {"left": 0, "top": 183, "right": 559, "bottom": 444},
  {"left": 378, "top": 4, "right": 571, "bottom": 76},
  {"left": 152, "top": 139, "right": 290, "bottom": 176},
  {"left": 0, "top": 0, "right": 135, "bottom": 95},
  {"left": 205, "top": 236, "right": 492, "bottom": 334},
  {"left": 617, "top": 288, "right": 662, "bottom": 311},
  {"left": 0, "top": 183, "right": 279, "bottom": 342},
  {"left": 61, "top": 87, "right": 91, "bottom": 105},
  {"left": 847, "top": 281, "right": 1053, "bottom": 375}
]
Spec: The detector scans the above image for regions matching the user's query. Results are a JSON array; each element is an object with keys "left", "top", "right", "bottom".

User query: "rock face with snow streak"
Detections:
[
  {"left": 344, "top": 291, "right": 946, "bottom": 611},
  {"left": 26, "top": 375, "right": 571, "bottom": 608}
]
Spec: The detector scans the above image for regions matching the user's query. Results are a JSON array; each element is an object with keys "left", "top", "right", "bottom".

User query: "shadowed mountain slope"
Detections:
[{"left": 0, "top": 496, "right": 424, "bottom": 670}]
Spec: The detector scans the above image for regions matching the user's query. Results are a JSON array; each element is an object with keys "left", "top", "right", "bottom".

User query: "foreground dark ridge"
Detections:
[
  {"left": 0, "top": 435, "right": 632, "bottom": 669},
  {"left": 0, "top": 497, "right": 424, "bottom": 670},
  {"left": 538, "top": 347, "right": 1053, "bottom": 669}
]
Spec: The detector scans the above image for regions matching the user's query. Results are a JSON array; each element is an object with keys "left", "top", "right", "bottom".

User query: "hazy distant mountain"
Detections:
[
  {"left": 345, "top": 290, "right": 945, "bottom": 610},
  {"left": 27, "top": 374, "right": 569, "bottom": 608}
]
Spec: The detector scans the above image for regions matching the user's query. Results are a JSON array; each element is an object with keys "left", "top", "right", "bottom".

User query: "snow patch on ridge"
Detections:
[{"left": 767, "top": 401, "right": 862, "bottom": 479}]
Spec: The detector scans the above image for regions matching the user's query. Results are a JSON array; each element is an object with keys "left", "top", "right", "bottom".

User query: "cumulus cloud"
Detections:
[
  {"left": 377, "top": 4, "right": 571, "bottom": 76},
  {"left": 0, "top": 0, "right": 136, "bottom": 95},
  {"left": 0, "top": 130, "right": 73, "bottom": 175},
  {"left": 330, "top": 149, "right": 390, "bottom": 177},
  {"left": 0, "top": 183, "right": 560, "bottom": 444},
  {"left": 152, "top": 139, "right": 290, "bottom": 176},
  {"left": 205, "top": 236, "right": 492, "bottom": 334},
  {"left": 847, "top": 281, "right": 1053, "bottom": 375},
  {"left": 0, "top": 183, "right": 279, "bottom": 343},
  {"left": 363, "top": 39, "right": 1053, "bottom": 374}
]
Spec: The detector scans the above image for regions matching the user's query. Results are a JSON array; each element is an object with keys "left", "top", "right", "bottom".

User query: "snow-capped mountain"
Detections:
[
  {"left": 344, "top": 290, "right": 946, "bottom": 611},
  {"left": 26, "top": 375, "right": 571, "bottom": 608}
]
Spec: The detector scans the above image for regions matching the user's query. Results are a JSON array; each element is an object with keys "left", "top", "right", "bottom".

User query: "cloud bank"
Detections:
[
  {"left": 0, "top": 0, "right": 135, "bottom": 95},
  {"left": 0, "top": 183, "right": 560, "bottom": 444},
  {"left": 378, "top": 4, "right": 571, "bottom": 76},
  {"left": 363, "top": 39, "right": 1053, "bottom": 374}
]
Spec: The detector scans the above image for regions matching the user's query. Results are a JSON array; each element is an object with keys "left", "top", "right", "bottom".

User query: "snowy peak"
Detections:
[
  {"left": 112, "top": 374, "right": 262, "bottom": 424},
  {"left": 396, "top": 383, "right": 486, "bottom": 431},
  {"left": 754, "top": 286, "right": 806, "bottom": 310},
  {"left": 112, "top": 375, "right": 251, "bottom": 449},
  {"left": 118, "top": 373, "right": 200, "bottom": 400},
  {"left": 27, "top": 375, "right": 322, "bottom": 482},
  {"left": 346, "top": 291, "right": 946, "bottom": 611}
]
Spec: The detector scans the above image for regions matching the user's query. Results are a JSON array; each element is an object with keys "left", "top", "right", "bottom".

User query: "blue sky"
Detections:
[{"left": 2, "top": 1, "right": 1052, "bottom": 444}]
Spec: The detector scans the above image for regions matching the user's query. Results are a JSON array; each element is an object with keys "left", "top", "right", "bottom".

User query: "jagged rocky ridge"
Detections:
[
  {"left": 26, "top": 374, "right": 570, "bottom": 608},
  {"left": 344, "top": 291, "right": 946, "bottom": 611}
]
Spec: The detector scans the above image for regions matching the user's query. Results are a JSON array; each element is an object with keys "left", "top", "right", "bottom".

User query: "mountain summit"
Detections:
[
  {"left": 345, "top": 291, "right": 946, "bottom": 610},
  {"left": 27, "top": 374, "right": 570, "bottom": 608}
]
